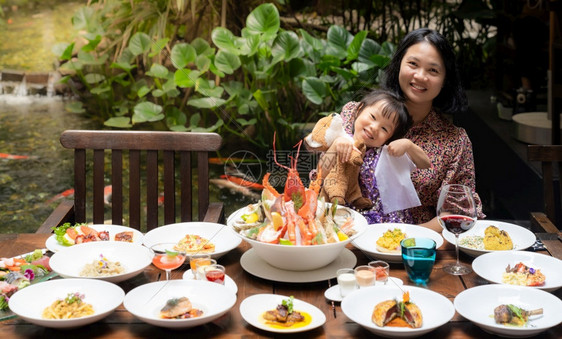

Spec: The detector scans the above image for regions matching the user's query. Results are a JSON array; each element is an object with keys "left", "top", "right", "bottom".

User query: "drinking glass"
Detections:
[
  {"left": 401, "top": 237, "right": 436, "bottom": 285},
  {"left": 436, "top": 184, "right": 477, "bottom": 275},
  {"left": 203, "top": 264, "right": 226, "bottom": 285},
  {"left": 337, "top": 268, "right": 357, "bottom": 297},
  {"left": 150, "top": 242, "right": 186, "bottom": 280},
  {"left": 354, "top": 265, "right": 375, "bottom": 288},
  {"left": 195, "top": 259, "right": 217, "bottom": 280},
  {"left": 189, "top": 253, "right": 212, "bottom": 279},
  {"left": 368, "top": 260, "right": 389, "bottom": 284}
]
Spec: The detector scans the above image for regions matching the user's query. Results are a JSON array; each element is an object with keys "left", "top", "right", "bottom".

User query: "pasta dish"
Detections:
[
  {"left": 174, "top": 234, "right": 215, "bottom": 254},
  {"left": 80, "top": 254, "right": 125, "bottom": 277},
  {"left": 42, "top": 292, "right": 94, "bottom": 319}
]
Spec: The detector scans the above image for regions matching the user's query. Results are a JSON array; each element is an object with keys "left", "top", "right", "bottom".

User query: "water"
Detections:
[{"left": 401, "top": 238, "right": 436, "bottom": 285}]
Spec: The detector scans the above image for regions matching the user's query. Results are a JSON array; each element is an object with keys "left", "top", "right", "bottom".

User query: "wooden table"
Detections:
[{"left": 1, "top": 233, "right": 561, "bottom": 338}]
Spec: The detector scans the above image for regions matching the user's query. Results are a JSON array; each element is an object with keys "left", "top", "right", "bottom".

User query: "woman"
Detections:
[
  {"left": 381, "top": 28, "right": 485, "bottom": 231},
  {"left": 319, "top": 28, "right": 485, "bottom": 232}
]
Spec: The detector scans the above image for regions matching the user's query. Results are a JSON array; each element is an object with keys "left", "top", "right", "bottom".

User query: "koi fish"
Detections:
[
  {"left": 220, "top": 174, "right": 264, "bottom": 190},
  {"left": 46, "top": 185, "right": 114, "bottom": 205},
  {"left": 210, "top": 178, "right": 260, "bottom": 199},
  {"left": 0, "top": 153, "right": 32, "bottom": 160}
]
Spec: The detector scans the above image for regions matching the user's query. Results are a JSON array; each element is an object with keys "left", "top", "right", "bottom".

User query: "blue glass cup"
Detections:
[{"left": 401, "top": 237, "right": 436, "bottom": 285}]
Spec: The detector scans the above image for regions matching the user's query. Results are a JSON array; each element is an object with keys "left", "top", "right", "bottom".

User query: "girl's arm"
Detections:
[
  {"left": 318, "top": 136, "right": 355, "bottom": 178},
  {"left": 387, "top": 139, "right": 431, "bottom": 169}
]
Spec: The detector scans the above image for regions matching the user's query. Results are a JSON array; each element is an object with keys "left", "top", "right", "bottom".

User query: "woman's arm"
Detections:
[
  {"left": 418, "top": 216, "right": 443, "bottom": 233},
  {"left": 387, "top": 139, "right": 431, "bottom": 169}
]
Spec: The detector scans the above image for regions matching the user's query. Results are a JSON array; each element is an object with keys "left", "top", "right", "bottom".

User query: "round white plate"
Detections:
[
  {"left": 123, "top": 280, "right": 236, "bottom": 329},
  {"left": 442, "top": 220, "right": 536, "bottom": 257},
  {"left": 472, "top": 251, "right": 562, "bottom": 292},
  {"left": 454, "top": 284, "right": 562, "bottom": 337},
  {"left": 324, "top": 277, "right": 404, "bottom": 302},
  {"left": 143, "top": 222, "right": 241, "bottom": 259},
  {"left": 49, "top": 241, "right": 153, "bottom": 283},
  {"left": 342, "top": 285, "right": 454, "bottom": 338},
  {"left": 182, "top": 269, "right": 238, "bottom": 294},
  {"left": 240, "top": 294, "right": 326, "bottom": 333},
  {"left": 45, "top": 224, "right": 144, "bottom": 252},
  {"left": 352, "top": 223, "right": 444, "bottom": 263},
  {"left": 8, "top": 278, "right": 124, "bottom": 329},
  {"left": 240, "top": 248, "right": 356, "bottom": 283}
]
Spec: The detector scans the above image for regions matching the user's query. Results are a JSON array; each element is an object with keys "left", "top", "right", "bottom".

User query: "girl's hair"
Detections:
[
  {"left": 382, "top": 28, "right": 467, "bottom": 115},
  {"left": 356, "top": 89, "right": 412, "bottom": 143}
]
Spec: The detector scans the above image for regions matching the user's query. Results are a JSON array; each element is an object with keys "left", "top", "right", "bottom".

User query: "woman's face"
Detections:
[
  {"left": 398, "top": 41, "right": 445, "bottom": 107},
  {"left": 354, "top": 101, "right": 397, "bottom": 148}
]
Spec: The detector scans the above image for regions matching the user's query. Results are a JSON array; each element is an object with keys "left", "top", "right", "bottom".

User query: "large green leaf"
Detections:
[
  {"left": 104, "top": 117, "right": 132, "bottom": 128},
  {"left": 346, "top": 31, "right": 367, "bottom": 62},
  {"left": 246, "top": 3, "right": 280, "bottom": 40},
  {"left": 187, "top": 97, "right": 226, "bottom": 108},
  {"left": 195, "top": 55, "right": 211, "bottom": 72},
  {"left": 380, "top": 41, "right": 395, "bottom": 57},
  {"left": 358, "top": 38, "right": 381, "bottom": 66},
  {"left": 327, "top": 25, "right": 352, "bottom": 58},
  {"left": 174, "top": 69, "right": 200, "bottom": 88},
  {"left": 171, "top": 43, "right": 196, "bottom": 69},
  {"left": 191, "top": 37, "right": 213, "bottom": 56},
  {"left": 302, "top": 77, "right": 327, "bottom": 105},
  {"left": 195, "top": 79, "right": 224, "bottom": 98},
  {"left": 148, "top": 38, "right": 169, "bottom": 57},
  {"left": 128, "top": 32, "right": 152, "bottom": 56},
  {"left": 271, "top": 31, "right": 302, "bottom": 63},
  {"left": 299, "top": 29, "right": 323, "bottom": 50},
  {"left": 132, "top": 102, "right": 164, "bottom": 123},
  {"left": 288, "top": 58, "right": 316, "bottom": 79},
  {"left": 237, "top": 35, "right": 260, "bottom": 56},
  {"left": 211, "top": 27, "right": 239, "bottom": 55},
  {"left": 146, "top": 63, "right": 169, "bottom": 78},
  {"left": 214, "top": 51, "right": 241, "bottom": 74}
]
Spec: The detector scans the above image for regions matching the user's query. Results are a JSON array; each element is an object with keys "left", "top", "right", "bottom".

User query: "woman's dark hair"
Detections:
[
  {"left": 356, "top": 89, "right": 412, "bottom": 143},
  {"left": 382, "top": 28, "right": 467, "bottom": 115}
]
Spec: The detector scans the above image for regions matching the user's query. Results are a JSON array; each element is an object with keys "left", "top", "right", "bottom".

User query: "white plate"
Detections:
[
  {"left": 240, "top": 248, "right": 356, "bottom": 283},
  {"left": 324, "top": 277, "right": 404, "bottom": 302},
  {"left": 143, "top": 222, "right": 241, "bottom": 259},
  {"left": 240, "top": 294, "right": 326, "bottom": 333},
  {"left": 342, "top": 285, "right": 455, "bottom": 338},
  {"left": 228, "top": 204, "right": 368, "bottom": 271},
  {"left": 454, "top": 284, "right": 562, "bottom": 337},
  {"left": 472, "top": 251, "right": 562, "bottom": 292},
  {"left": 182, "top": 269, "right": 238, "bottom": 294},
  {"left": 45, "top": 224, "right": 144, "bottom": 252},
  {"left": 8, "top": 278, "right": 124, "bottom": 329},
  {"left": 49, "top": 241, "right": 153, "bottom": 283},
  {"left": 123, "top": 279, "right": 236, "bottom": 329},
  {"left": 352, "top": 223, "right": 444, "bottom": 263},
  {"left": 442, "top": 220, "right": 536, "bottom": 257}
]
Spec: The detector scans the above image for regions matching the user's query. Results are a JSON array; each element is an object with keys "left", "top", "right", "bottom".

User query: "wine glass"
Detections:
[
  {"left": 150, "top": 242, "right": 186, "bottom": 280},
  {"left": 436, "top": 184, "right": 477, "bottom": 275}
]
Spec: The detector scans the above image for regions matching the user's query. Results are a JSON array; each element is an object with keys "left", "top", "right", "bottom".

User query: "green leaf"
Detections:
[
  {"left": 171, "top": 43, "right": 196, "bottom": 69},
  {"left": 77, "top": 51, "right": 107, "bottom": 65},
  {"left": 358, "top": 38, "right": 381, "bottom": 66},
  {"left": 331, "top": 67, "right": 357, "bottom": 81},
  {"left": 191, "top": 37, "right": 213, "bottom": 56},
  {"left": 174, "top": 69, "right": 200, "bottom": 88},
  {"left": 214, "top": 51, "right": 241, "bottom": 74},
  {"left": 246, "top": 3, "right": 280, "bottom": 40},
  {"left": 90, "top": 84, "right": 111, "bottom": 94},
  {"left": 110, "top": 61, "right": 135, "bottom": 72},
  {"left": 81, "top": 35, "right": 101, "bottom": 52},
  {"left": 211, "top": 27, "right": 239, "bottom": 55},
  {"left": 104, "top": 117, "right": 132, "bottom": 128},
  {"left": 148, "top": 38, "right": 169, "bottom": 57},
  {"left": 271, "top": 31, "right": 302, "bottom": 63},
  {"left": 302, "top": 77, "right": 327, "bottom": 105},
  {"left": 137, "top": 85, "right": 151, "bottom": 98},
  {"left": 238, "top": 35, "right": 260, "bottom": 56},
  {"left": 165, "top": 107, "right": 187, "bottom": 128},
  {"left": 380, "top": 41, "right": 395, "bottom": 57},
  {"left": 84, "top": 73, "right": 105, "bottom": 84},
  {"left": 132, "top": 102, "right": 164, "bottom": 123},
  {"left": 71, "top": 7, "right": 94, "bottom": 30},
  {"left": 299, "top": 29, "right": 323, "bottom": 50},
  {"left": 327, "top": 25, "right": 352, "bottom": 58},
  {"left": 253, "top": 89, "right": 269, "bottom": 111},
  {"left": 195, "top": 79, "right": 224, "bottom": 98},
  {"left": 346, "top": 31, "right": 367, "bottom": 62},
  {"left": 152, "top": 89, "right": 164, "bottom": 97},
  {"left": 146, "top": 63, "right": 169, "bottom": 78},
  {"left": 288, "top": 58, "right": 315, "bottom": 79},
  {"left": 187, "top": 97, "right": 226, "bottom": 108},
  {"left": 128, "top": 32, "right": 152, "bottom": 56},
  {"left": 60, "top": 60, "right": 83, "bottom": 71},
  {"left": 65, "top": 101, "right": 85, "bottom": 113},
  {"left": 53, "top": 42, "right": 74, "bottom": 61},
  {"left": 195, "top": 55, "right": 211, "bottom": 72}
]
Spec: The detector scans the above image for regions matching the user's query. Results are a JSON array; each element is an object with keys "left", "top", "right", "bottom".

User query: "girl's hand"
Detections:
[
  {"left": 333, "top": 136, "right": 355, "bottom": 163},
  {"left": 387, "top": 139, "right": 412, "bottom": 157}
]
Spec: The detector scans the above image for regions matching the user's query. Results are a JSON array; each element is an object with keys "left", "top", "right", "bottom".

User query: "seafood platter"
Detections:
[{"left": 45, "top": 223, "right": 144, "bottom": 252}]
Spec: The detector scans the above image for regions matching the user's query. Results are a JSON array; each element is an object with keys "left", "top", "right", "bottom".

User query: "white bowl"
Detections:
[
  {"left": 472, "top": 251, "right": 562, "bottom": 292},
  {"left": 142, "top": 222, "right": 241, "bottom": 259},
  {"left": 50, "top": 241, "right": 153, "bottom": 283},
  {"left": 352, "top": 223, "right": 444, "bottom": 263},
  {"left": 8, "top": 278, "right": 124, "bottom": 329},
  {"left": 341, "top": 285, "right": 455, "bottom": 338},
  {"left": 442, "top": 220, "right": 536, "bottom": 257},
  {"left": 228, "top": 205, "right": 368, "bottom": 271},
  {"left": 240, "top": 294, "right": 326, "bottom": 333},
  {"left": 123, "top": 280, "right": 236, "bottom": 329},
  {"left": 454, "top": 284, "right": 562, "bottom": 337},
  {"left": 45, "top": 224, "right": 144, "bottom": 252}
]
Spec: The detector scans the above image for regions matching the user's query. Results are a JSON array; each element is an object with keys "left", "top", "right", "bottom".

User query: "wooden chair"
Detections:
[
  {"left": 36, "top": 130, "right": 224, "bottom": 233},
  {"left": 527, "top": 144, "right": 562, "bottom": 233}
]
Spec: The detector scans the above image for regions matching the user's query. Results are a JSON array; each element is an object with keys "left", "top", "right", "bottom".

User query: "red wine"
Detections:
[{"left": 439, "top": 215, "right": 475, "bottom": 234}]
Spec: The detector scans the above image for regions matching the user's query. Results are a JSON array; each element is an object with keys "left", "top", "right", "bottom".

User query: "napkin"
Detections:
[{"left": 374, "top": 145, "right": 421, "bottom": 214}]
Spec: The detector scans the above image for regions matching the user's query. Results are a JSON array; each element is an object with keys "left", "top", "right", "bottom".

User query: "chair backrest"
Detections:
[
  {"left": 61, "top": 130, "right": 222, "bottom": 231},
  {"left": 527, "top": 144, "right": 562, "bottom": 229}
]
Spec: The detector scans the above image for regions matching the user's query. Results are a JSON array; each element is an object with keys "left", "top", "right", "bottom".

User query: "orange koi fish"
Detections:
[
  {"left": 220, "top": 174, "right": 264, "bottom": 190},
  {"left": 0, "top": 152, "right": 31, "bottom": 160}
]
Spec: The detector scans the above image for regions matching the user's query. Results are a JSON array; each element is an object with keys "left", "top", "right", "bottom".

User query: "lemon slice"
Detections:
[
  {"left": 402, "top": 238, "right": 416, "bottom": 248},
  {"left": 271, "top": 212, "right": 283, "bottom": 231},
  {"left": 244, "top": 212, "right": 259, "bottom": 224},
  {"left": 337, "top": 230, "right": 348, "bottom": 241}
]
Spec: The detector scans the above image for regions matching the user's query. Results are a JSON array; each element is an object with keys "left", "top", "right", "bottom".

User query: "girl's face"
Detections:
[
  {"left": 398, "top": 41, "right": 445, "bottom": 107},
  {"left": 354, "top": 101, "right": 397, "bottom": 148}
]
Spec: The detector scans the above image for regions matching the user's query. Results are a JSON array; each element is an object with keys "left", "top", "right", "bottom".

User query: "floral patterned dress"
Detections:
[{"left": 340, "top": 101, "right": 485, "bottom": 225}]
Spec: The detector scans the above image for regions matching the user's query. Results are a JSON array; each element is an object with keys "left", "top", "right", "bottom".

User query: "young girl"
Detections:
[{"left": 314, "top": 89, "right": 430, "bottom": 224}]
